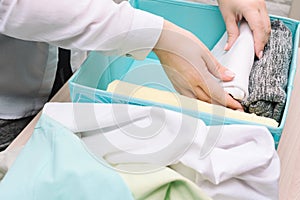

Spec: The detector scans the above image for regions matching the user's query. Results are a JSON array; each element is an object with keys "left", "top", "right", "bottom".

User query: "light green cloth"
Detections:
[{"left": 119, "top": 166, "right": 212, "bottom": 200}]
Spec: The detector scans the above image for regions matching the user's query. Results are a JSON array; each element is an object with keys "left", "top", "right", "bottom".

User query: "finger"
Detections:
[
  {"left": 181, "top": 91, "right": 197, "bottom": 99},
  {"left": 194, "top": 70, "right": 228, "bottom": 105},
  {"left": 198, "top": 71, "right": 243, "bottom": 110},
  {"left": 223, "top": 15, "right": 240, "bottom": 51},
  {"left": 194, "top": 79, "right": 243, "bottom": 110},
  {"left": 224, "top": 93, "right": 244, "bottom": 110},
  {"left": 237, "top": 108, "right": 245, "bottom": 112},
  {"left": 244, "top": 9, "right": 270, "bottom": 58},
  {"left": 258, "top": 5, "right": 271, "bottom": 56},
  {"left": 202, "top": 52, "right": 235, "bottom": 82},
  {"left": 209, "top": 87, "right": 243, "bottom": 110},
  {"left": 174, "top": 85, "right": 197, "bottom": 99},
  {"left": 193, "top": 86, "right": 212, "bottom": 103}
]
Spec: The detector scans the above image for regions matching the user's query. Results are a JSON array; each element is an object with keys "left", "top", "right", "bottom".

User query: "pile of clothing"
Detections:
[
  {"left": 213, "top": 20, "right": 293, "bottom": 122},
  {"left": 0, "top": 103, "right": 279, "bottom": 200}
]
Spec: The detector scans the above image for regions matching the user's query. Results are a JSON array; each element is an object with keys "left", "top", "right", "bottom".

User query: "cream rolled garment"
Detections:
[
  {"left": 42, "top": 103, "right": 280, "bottom": 200},
  {"left": 211, "top": 20, "right": 255, "bottom": 100},
  {"left": 107, "top": 80, "right": 279, "bottom": 127}
]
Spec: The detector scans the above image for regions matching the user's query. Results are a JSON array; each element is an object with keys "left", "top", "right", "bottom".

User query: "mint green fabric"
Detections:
[
  {"left": 119, "top": 166, "right": 212, "bottom": 200},
  {"left": 0, "top": 115, "right": 134, "bottom": 200}
]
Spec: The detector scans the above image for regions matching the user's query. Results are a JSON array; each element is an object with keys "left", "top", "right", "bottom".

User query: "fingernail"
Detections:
[
  {"left": 224, "top": 43, "right": 229, "bottom": 51},
  {"left": 258, "top": 51, "right": 263, "bottom": 59},
  {"left": 225, "top": 70, "right": 235, "bottom": 78}
]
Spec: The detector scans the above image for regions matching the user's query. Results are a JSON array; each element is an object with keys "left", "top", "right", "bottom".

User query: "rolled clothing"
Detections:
[
  {"left": 107, "top": 80, "right": 279, "bottom": 127},
  {"left": 211, "top": 20, "right": 255, "bottom": 100},
  {"left": 242, "top": 20, "right": 293, "bottom": 122}
]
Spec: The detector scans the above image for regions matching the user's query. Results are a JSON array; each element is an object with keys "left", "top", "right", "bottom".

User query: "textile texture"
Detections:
[
  {"left": 212, "top": 20, "right": 254, "bottom": 100},
  {"left": 0, "top": 116, "right": 33, "bottom": 152},
  {"left": 0, "top": 115, "right": 134, "bottom": 200},
  {"left": 242, "top": 20, "right": 293, "bottom": 122},
  {"left": 43, "top": 103, "right": 280, "bottom": 200}
]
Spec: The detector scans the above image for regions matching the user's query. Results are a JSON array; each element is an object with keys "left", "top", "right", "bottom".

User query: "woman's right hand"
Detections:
[{"left": 154, "top": 20, "right": 243, "bottom": 110}]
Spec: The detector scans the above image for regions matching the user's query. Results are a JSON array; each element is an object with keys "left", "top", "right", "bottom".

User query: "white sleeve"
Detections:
[{"left": 0, "top": 0, "right": 164, "bottom": 59}]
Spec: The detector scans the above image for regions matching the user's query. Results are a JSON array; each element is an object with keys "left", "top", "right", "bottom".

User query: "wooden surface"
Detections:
[
  {"left": 289, "top": 0, "right": 300, "bottom": 21},
  {"left": 277, "top": 49, "right": 300, "bottom": 200},
  {"left": 6, "top": 49, "right": 300, "bottom": 200}
]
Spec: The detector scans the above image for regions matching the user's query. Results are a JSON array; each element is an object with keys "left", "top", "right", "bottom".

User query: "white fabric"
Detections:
[
  {"left": 0, "top": 0, "right": 163, "bottom": 119},
  {"left": 212, "top": 21, "right": 255, "bottom": 100},
  {"left": 42, "top": 102, "right": 279, "bottom": 200}
]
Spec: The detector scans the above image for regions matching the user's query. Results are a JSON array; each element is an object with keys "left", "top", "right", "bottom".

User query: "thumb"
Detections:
[
  {"left": 202, "top": 52, "right": 236, "bottom": 82},
  {"left": 223, "top": 16, "right": 240, "bottom": 51}
]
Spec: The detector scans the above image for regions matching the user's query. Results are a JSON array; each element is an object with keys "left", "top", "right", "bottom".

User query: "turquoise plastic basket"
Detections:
[{"left": 69, "top": 0, "right": 300, "bottom": 148}]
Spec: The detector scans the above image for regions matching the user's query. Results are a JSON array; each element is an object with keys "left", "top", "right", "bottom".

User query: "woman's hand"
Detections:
[
  {"left": 154, "top": 20, "right": 243, "bottom": 110},
  {"left": 218, "top": 0, "right": 271, "bottom": 59}
]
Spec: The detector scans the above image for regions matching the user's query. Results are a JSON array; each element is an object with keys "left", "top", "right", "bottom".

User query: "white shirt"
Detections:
[{"left": 0, "top": 0, "right": 163, "bottom": 119}]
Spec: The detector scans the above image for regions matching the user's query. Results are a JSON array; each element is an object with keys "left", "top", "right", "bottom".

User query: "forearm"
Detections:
[{"left": 0, "top": 0, "right": 164, "bottom": 59}]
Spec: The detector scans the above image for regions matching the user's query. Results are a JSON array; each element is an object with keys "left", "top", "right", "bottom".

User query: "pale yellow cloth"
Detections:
[
  {"left": 106, "top": 80, "right": 278, "bottom": 127},
  {"left": 119, "top": 166, "right": 212, "bottom": 200}
]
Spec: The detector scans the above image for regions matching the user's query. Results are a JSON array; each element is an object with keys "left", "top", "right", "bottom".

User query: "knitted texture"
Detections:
[{"left": 242, "top": 20, "right": 293, "bottom": 122}]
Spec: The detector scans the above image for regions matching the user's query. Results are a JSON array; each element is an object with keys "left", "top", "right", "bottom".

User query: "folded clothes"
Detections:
[
  {"left": 0, "top": 103, "right": 280, "bottom": 199},
  {"left": 107, "top": 80, "right": 279, "bottom": 127},
  {"left": 41, "top": 103, "right": 279, "bottom": 200},
  {"left": 242, "top": 20, "right": 293, "bottom": 122},
  {"left": 0, "top": 111, "right": 213, "bottom": 200},
  {"left": 0, "top": 114, "right": 134, "bottom": 200},
  {"left": 212, "top": 20, "right": 255, "bottom": 100}
]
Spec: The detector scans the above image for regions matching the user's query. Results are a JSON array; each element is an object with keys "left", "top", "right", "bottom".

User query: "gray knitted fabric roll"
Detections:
[{"left": 242, "top": 20, "right": 293, "bottom": 122}]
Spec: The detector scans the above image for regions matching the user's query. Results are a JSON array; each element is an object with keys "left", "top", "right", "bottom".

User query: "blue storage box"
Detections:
[{"left": 69, "top": 0, "right": 300, "bottom": 147}]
